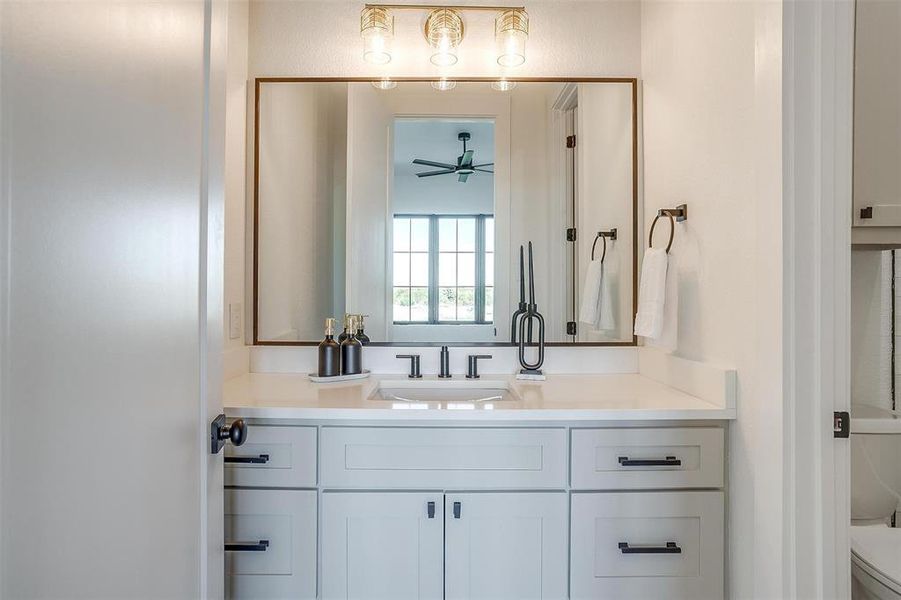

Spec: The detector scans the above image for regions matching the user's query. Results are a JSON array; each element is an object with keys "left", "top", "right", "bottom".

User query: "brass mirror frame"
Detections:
[{"left": 251, "top": 77, "right": 639, "bottom": 346}]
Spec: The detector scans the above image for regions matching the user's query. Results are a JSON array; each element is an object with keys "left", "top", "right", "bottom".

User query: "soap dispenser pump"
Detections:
[
  {"left": 355, "top": 314, "right": 371, "bottom": 345},
  {"left": 318, "top": 317, "right": 341, "bottom": 377},
  {"left": 337, "top": 314, "right": 352, "bottom": 344},
  {"left": 340, "top": 315, "right": 363, "bottom": 375}
]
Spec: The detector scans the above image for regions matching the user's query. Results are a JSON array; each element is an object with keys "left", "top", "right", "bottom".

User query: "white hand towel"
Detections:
[
  {"left": 578, "top": 260, "right": 603, "bottom": 326},
  {"left": 598, "top": 252, "right": 618, "bottom": 332},
  {"left": 649, "top": 253, "right": 678, "bottom": 351},
  {"left": 633, "top": 247, "right": 668, "bottom": 338}
]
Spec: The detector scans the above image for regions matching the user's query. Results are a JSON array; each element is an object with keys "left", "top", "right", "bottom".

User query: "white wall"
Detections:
[
  {"left": 641, "top": 1, "right": 782, "bottom": 598},
  {"left": 225, "top": 0, "right": 250, "bottom": 376},
  {"left": 248, "top": 0, "right": 641, "bottom": 78}
]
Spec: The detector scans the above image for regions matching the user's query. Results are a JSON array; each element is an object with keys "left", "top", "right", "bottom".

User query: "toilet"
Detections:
[{"left": 851, "top": 403, "right": 901, "bottom": 599}]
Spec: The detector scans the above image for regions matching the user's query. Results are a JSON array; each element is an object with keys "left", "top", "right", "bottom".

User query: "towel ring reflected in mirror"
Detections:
[
  {"left": 591, "top": 229, "right": 618, "bottom": 263},
  {"left": 648, "top": 211, "right": 675, "bottom": 253}
]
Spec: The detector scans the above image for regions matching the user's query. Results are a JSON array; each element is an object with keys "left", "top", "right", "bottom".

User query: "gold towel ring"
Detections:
[
  {"left": 591, "top": 234, "right": 608, "bottom": 263},
  {"left": 649, "top": 210, "right": 675, "bottom": 253}
]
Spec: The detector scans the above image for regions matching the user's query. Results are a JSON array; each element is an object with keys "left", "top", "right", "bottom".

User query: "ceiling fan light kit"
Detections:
[{"left": 360, "top": 4, "right": 529, "bottom": 89}]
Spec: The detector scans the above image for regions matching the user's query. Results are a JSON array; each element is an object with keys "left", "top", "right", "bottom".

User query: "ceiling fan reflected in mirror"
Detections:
[{"left": 412, "top": 132, "right": 494, "bottom": 183}]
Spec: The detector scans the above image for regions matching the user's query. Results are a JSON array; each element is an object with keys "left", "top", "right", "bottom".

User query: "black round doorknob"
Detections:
[{"left": 219, "top": 418, "right": 247, "bottom": 447}]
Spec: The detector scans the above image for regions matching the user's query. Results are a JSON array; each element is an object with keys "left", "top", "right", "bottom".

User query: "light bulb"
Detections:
[
  {"left": 425, "top": 9, "right": 463, "bottom": 67},
  {"left": 361, "top": 7, "right": 393, "bottom": 65},
  {"left": 495, "top": 9, "right": 528, "bottom": 67}
]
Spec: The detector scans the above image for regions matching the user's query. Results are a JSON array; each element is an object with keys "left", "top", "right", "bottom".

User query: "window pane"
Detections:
[
  {"left": 485, "top": 252, "right": 494, "bottom": 286},
  {"left": 484, "top": 218, "right": 494, "bottom": 252},
  {"left": 438, "top": 218, "right": 456, "bottom": 252},
  {"left": 393, "top": 287, "right": 410, "bottom": 321},
  {"left": 393, "top": 218, "right": 410, "bottom": 251},
  {"left": 485, "top": 287, "right": 494, "bottom": 322},
  {"left": 457, "top": 287, "right": 475, "bottom": 321},
  {"left": 438, "top": 287, "right": 456, "bottom": 321},
  {"left": 410, "top": 252, "right": 429, "bottom": 286},
  {"left": 438, "top": 253, "right": 456, "bottom": 286},
  {"left": 410, "top": 287, "right": 429, "bottom": 321},
  {"left": 457, "top": 252, "right": 475, "bottom": 286},
  {"left": 393, "top": 253, "right": 410, "bottom": 286},
  {"left": 410, "top": 218, "right": 429, "bottom": 251},
  {"left": 457, "top": 218, "right": 476, "bottom": 251}
]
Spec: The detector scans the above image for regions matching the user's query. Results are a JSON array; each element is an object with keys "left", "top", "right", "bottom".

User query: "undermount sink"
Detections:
[{"left": 373, "top": 379, "right": 518, "bottom": 403}]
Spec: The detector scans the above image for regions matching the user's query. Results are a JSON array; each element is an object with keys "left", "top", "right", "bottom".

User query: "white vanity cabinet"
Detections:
[{"left": 226, "top": 420, "right": 726, "bottom": 600}]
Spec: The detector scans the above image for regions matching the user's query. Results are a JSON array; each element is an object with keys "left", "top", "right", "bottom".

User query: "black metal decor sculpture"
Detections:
[{"left": 517, "top": 241, "right": 545, "bottom": 379}]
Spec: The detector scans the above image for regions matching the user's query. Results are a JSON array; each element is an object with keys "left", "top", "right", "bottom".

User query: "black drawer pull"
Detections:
[
  {"left": 225, "top": 454, "right": 270, "bottom": 464},
  {"left": 453, "top": 501, "right": 462, "bottom": 519},
  {"left": 617, "top": 455, "right": 681, "bottom": 467},
  {"left": 225, "top": 539, "right": 269, "bottom": 552},
  {"left": 427, "top": 501, "right": 436, "bottom": 519},
  {"left": 618, "top": 541, "right": 681, "bottom": 554}
]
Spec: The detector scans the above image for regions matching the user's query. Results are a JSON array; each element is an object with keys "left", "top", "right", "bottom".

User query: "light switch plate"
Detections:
[{"left": 228, "top": 303, "right": 242, "bottom": 339}]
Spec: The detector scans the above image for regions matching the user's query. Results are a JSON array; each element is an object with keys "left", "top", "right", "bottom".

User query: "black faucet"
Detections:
[
  {"left": 466, "top": 355, "right": 492, "bottom": 379},
  {"left": 396, "top": 354, "right": 422, "bottom": 379},
  {"left": 438, "top": 346, "right": 451, "bottom": 378}
]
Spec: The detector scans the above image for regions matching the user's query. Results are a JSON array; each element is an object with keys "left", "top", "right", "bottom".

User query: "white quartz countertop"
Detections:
[{"left": 224, "top": 372, "right": 736, "bottom": 421}]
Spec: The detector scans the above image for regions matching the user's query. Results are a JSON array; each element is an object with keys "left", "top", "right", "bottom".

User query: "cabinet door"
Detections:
[
  {"left": 225, "top": 489, "right": 317, "bottom": 599},
  {"left": 445, "top": 492, "right": 568, "bottom": 600},
  {"left": 321, "top": 492, "right": 444, "bottom": 600}
]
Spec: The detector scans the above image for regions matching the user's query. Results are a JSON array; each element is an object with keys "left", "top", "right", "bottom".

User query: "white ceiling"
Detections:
[{"left": 393, "top": 118, "right": 495, "bottom": 175}]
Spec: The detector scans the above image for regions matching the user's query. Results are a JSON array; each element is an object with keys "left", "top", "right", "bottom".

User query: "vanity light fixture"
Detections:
[
  {"left": 425, "top": 8, "right": 464, "bottom": 66},
  {"left": 431, "top": 78, "right": 457, "bottom": 91},
  {"left": 371, "top": 77, "right": 397, "bottom": 90},
  {"left": 361, "top": 6, "right": 394, "bottom": 64},
  {"left": 495, "top": 8, "right": 528, "bottom": 67},
  {"left": 491, "top": 79, "right": 516, "bottom": 91},
  {"left": 360, "top": 4, "right": 528, "bottom": 68}
]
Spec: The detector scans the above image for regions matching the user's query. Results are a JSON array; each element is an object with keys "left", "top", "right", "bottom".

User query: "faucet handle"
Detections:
[
  {"left": 466, "top": 355, "right": 492, "bottom": 379},
  {"left": 396, "top": 354, "right": 422, "bottom": 379}
]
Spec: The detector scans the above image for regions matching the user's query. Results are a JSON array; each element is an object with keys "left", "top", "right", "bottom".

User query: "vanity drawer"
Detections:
[
  {"left": 571, "top": 427, "right": 724, "bottom": 490},
  {"left": 570, "top": 491, "right": 724, "bottom": 600},
  {"left": 225, "top": 489, "right": 317, "bottom": 599},
  {"left": 320, "top": 427, "right": 567, "bottom": 489},
  {"left": 224, "top": 425, "right": 317, "bottom": 488}
]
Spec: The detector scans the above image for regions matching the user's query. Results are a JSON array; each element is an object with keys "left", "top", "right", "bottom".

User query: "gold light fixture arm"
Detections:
[{"left": 365, "top": 4, "right": 524, "bottom": 12}]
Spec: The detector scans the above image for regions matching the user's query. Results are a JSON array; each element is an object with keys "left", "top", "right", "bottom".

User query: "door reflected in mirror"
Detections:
[{"left": 254, "top": 79, "right": 637, "bottom": 345}]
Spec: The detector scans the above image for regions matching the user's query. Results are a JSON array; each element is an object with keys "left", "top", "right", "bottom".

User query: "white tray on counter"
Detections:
[{"left": 307, "top": 370, "right": 371, "bottom": 383}]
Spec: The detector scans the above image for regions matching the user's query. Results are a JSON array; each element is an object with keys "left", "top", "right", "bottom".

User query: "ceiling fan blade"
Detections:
[
  {"left": 471, "top": 163, "right": 494, "bottom": 168},
  {"left": 416, "top": 169, "right": 455, "bottom": 177},
  {"left": 458, "top": 172, "right": 471, "bottom": 183},
  {"left": 473, "top": 168, "right": 494, "bottom": 174},
  {"left": 459, "top": 150, "right": 474, "bottom": 167},
  {"left": 413, "top": 159, "right": 456, "bottom": 169}
]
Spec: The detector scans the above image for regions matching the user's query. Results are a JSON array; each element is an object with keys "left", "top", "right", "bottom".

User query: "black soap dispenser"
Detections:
[
  {"left": 356, "top": 314, "right": 371, "bottom": 345},
  {"left": 318, "top": 317, "right": 341, "bottom": 377},
  {"left": 340, "top": 315, "right": 363, "bottom": 375},
  {"left": 337, "top": 314, "right": 352, "bottom": 344}
]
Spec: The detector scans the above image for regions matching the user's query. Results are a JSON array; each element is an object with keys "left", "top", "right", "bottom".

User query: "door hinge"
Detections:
[
  {"left": 834, "top": 411, "right": 850, "bottom": 438},
  {"left": 566, "top": 228, "right": 577, "bottom": 242},
  {"left": 860, "top": 206, "right": 874, "bottom": 219},
  {"left": 566, "top": 321, "right": 577, "bottom": 336},
  {"left": 566, "top": 135, "right": 576, "bottom": 148}
]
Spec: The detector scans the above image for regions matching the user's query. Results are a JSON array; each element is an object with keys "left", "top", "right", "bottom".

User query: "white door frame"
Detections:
[{"left": 783, "top": 0, "right": 854, "bottom": 597}]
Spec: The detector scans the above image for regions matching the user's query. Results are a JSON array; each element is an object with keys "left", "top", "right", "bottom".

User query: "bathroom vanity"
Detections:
[{"left": 222, "top": 371, "right": 733, "bottom": 600}]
